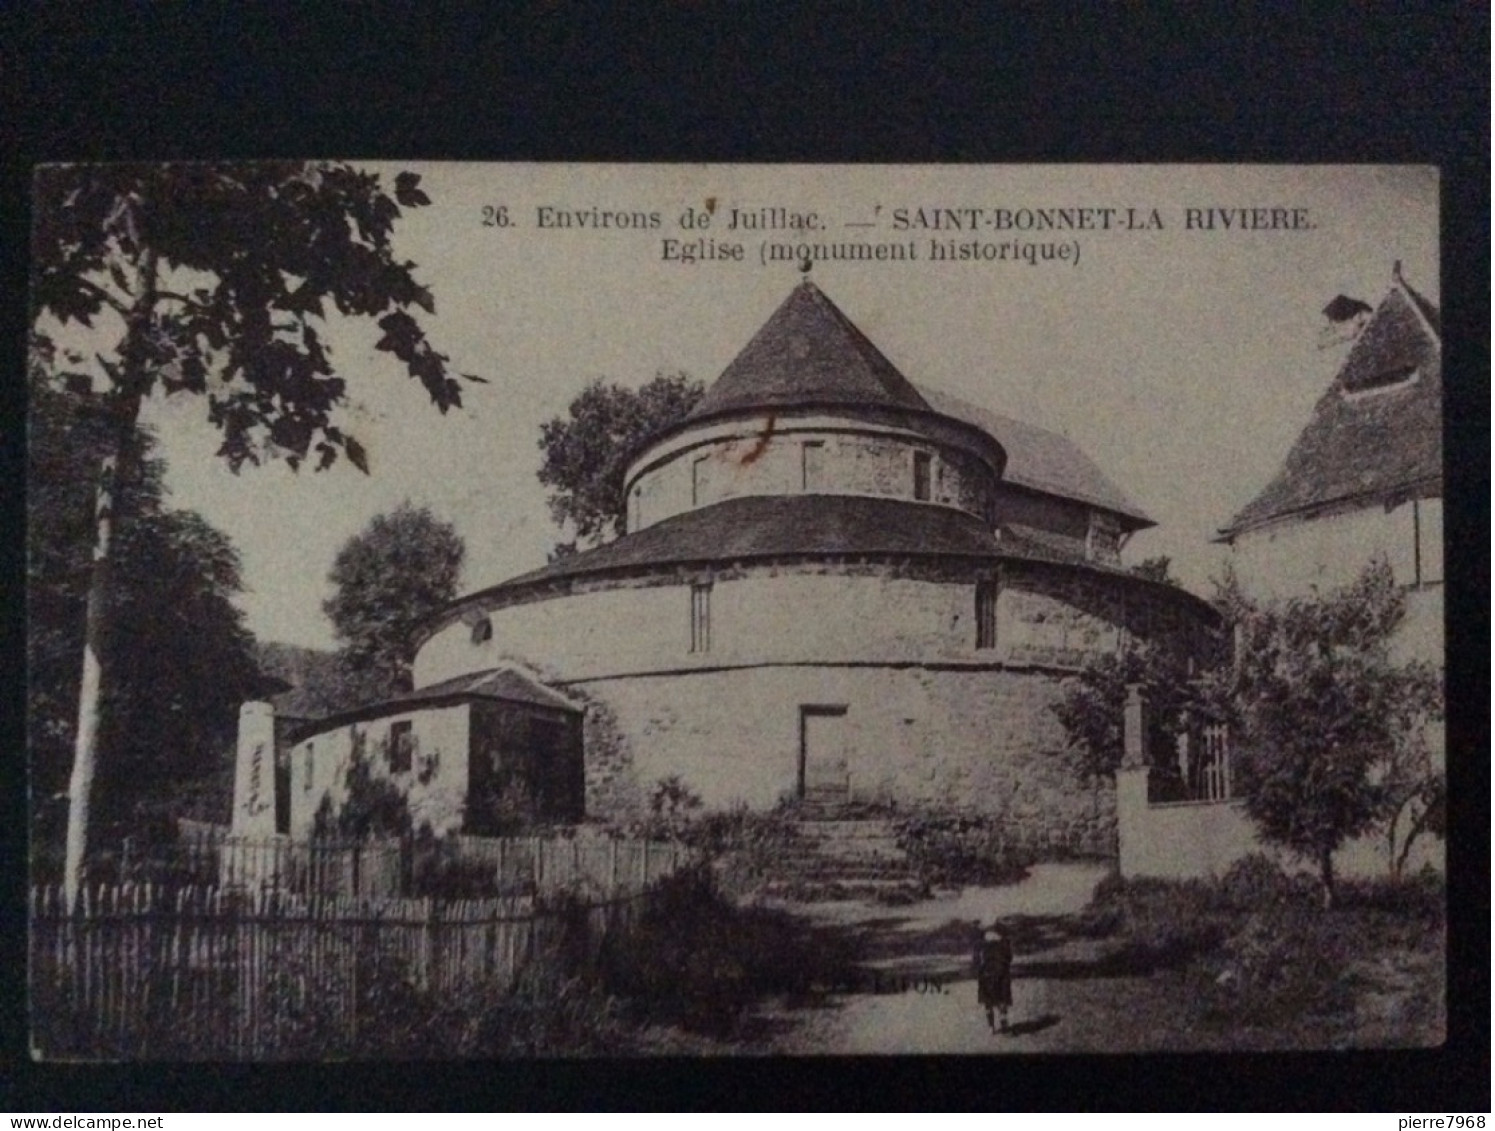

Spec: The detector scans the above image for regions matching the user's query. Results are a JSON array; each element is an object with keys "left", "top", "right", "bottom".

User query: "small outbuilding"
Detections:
[{"left": 232, "top": 665, "right": 585, "bottom": 839}]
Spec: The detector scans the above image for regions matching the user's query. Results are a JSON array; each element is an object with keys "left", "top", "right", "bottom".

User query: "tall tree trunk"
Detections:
[
  {"left": 61, "top": 246, "right": 156, "bottom": 909},
  {"left": 62, "top": 393, "right": 142, "bottom": 908}
]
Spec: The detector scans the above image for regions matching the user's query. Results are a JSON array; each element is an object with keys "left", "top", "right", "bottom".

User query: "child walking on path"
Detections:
[{"left": 974, "top": 921, "right": 1014, "bottom": 1035}]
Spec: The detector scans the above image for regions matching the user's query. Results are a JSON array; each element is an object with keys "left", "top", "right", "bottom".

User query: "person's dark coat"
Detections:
[{"left": 975, "top": 930, "right": 1013, "bottom": 1008}]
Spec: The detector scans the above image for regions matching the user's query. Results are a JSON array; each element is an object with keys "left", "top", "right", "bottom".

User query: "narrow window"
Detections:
[
  {"left": 304, "top": 743, "right": 314, "bottom": 792},
  {"left": 1087, "top": 511, "right": 1121, "bottom": 561},
  {"left": 628, "top": 486, "right": 642, "bottom": 531},
  {"left": 976, "top": 580, "right": 998, "bottom": 650},
  {"left": 801, "top": 440, "right": 825, "bottom": 491},
  {"left": 389, "top": 720, "right": 414, "bottom": 773},
  {"left": 690, "top": 583, "right": 712, "bottom": 653},
  {"left": 912, "top": 451, "right": 932, "bottom": 501},
  {"left": 691, "top": 455, "right": 709, "bottom": 507},
  {"left": 471, "top": 616, "right": 493, "bottom": 644},
  {"left": 1412, "top": 498, "right": 1422, "bottom": 587}
]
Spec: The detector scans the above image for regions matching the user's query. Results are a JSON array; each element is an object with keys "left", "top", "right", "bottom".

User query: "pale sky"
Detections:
[{"left": 59, "top": 164, "right": 1437, "bottom": 650}]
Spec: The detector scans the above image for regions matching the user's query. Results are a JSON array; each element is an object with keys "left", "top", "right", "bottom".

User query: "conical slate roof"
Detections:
[{"left": 687, "top": 280, "right": 933, "bottom": 420}]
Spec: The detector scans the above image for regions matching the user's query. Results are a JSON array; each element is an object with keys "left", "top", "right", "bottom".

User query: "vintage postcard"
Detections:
[{"left": 27, "top": 163, "right": 1443, "bottom": 1058}]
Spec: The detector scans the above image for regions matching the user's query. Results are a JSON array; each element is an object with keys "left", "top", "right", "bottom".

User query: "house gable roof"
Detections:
[
  {"left": 1219, "top": 273, "right": 1442, "bottom": 540},
  {"left": 288, "top": 665, "right": 580, "bottom": 743},
  {"left": 914, "top": 383, "right": 1153, "bottom": 528},
  {"left": 687, "top": 280, "right": 933, "bottom": 420}
]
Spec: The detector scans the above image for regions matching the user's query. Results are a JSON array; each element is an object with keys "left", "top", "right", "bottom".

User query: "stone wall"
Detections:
[
  {"left": 287, "top": 705, "right": 471, "bottom": 838},
  {"left": 410, "top": 558, "right": 1214, "bottom": 852},
  {"left": 416, "top": 558, "right": 1217, "bottom": 690},
  {"left": 1230, "top": 496, "right": 1440, "bottom": 599},
  {"left": 1228, "top": 497, "right": 1443, "bottom": 670},
  {"left": 570, "top": 664, "right": 1117, "bottom": 856},
  {"left": 625, "top": 413, "right": 997, "bottom": 530},
  {"left": 1116, "top": 767, "right": 1444, "bottom": 881}
]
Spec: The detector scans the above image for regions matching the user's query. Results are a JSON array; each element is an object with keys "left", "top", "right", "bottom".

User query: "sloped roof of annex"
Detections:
[{"left": 286, "top": 665, "right": 581, "bottom": 745}]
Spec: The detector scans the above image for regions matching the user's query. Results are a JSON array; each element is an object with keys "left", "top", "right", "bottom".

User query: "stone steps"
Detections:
[{"left": 753, "top": 816, "right": 926, "bottom": 902}]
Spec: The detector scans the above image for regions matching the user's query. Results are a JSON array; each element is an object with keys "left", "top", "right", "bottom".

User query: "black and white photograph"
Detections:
[{"left": 26, "top": 162, "right": 1446, "bottom": 1060}]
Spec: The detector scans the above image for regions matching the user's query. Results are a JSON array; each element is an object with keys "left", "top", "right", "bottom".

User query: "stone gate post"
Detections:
[{"left": 1116, "top": 684, "right": 1151, "bottom": 878}]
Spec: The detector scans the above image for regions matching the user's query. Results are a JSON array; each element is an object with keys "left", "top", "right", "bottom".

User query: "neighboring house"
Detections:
[
  {"left": 1119, "top": 265, "right": 1444, "bottom": 882},
  {"left": 1215, "top": 263, "right": 1443, "bottom": 667},
  {"left": 397, "top": 279, "right": 1218, "bottom": 854}
]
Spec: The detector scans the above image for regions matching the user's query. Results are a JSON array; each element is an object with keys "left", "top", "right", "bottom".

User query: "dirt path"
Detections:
[
  {"left": 762, "top": 862, "right": 1122, "bottom": 1054},
  {"left": 754, "top": 862, "right": 1445, "bottom": 1055}
]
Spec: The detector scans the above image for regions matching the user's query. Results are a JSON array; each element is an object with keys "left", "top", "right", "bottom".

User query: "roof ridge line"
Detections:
[
  {"left": 1391, "top": 269, "right": 1442, "bottom": 344},
  {"left": 802, "top": 282, "right": 933, "bottom": 409}
]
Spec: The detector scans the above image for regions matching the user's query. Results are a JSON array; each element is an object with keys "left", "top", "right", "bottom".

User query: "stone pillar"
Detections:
[
  {"left": 1116, "top": 684, "right": 1151, "bottom": 879},
  {"left": 231, "top": 701, "right": 277, "bottom": 837},
  {"left": 1122, "top": 683, "right": 1148, "bottom": 770}
]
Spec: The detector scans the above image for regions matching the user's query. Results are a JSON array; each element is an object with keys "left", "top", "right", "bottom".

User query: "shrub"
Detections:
[
  {"left": 620, "top": 801, "right": 804, "bottom": 896},
  {"left": 408, "top": 830, "right": 502, "bottom": 899},
  {"left": 892, "top": 811, "right": 1032, "bottom": 888},
  {"left": 1336, "top": 867, "right": 1445, "bottom": 922},
  {"left": 455, "top": 961, "right": 634, "bottom": 1056},
  {"left": 311, "top": 728, "right": 413, "bottom": 841},
  {"left": 1191, "top": 909, "right": 1357, "bottom": 1028},
  {"left": 636, "top": 775, "right": 703, "bottom": 840},
  {"left": 598, "top": 863, "right": 860, "bottom": 1036},
  {"left": 1217, "top": 854, "right": 1317, "bottom": 911},
  {"left": 1077, "top": 876, "right": 1229, "bottom": 968}
]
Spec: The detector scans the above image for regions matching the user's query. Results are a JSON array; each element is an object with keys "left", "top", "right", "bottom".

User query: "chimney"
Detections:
[{"left": 1317, "top": 293, "right": 1373, "bottom": 350}]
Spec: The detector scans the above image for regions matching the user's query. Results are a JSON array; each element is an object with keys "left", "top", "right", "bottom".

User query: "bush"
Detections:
[
  {"left": 408, "top": 831, "right": 502, "bottom": 899},
  {"left": 893, "top": 811, "right": 1032, "bottom": 888},
  {"left": 1076, "top": 876, "right": 1230, "bottom": 968},
  {"left": 620, "top": 801, "right": 805, "bottom": 896},
  {"left": 598, "top": 863, "right": 860, "bottom": 1036},
  {"left": 1078, "top": 868, "right": 1446, "bottom": 1039},
  {"left": 1217, "top": 854, "right": 1317, "bottom": 911},
  {"left": 1191, "top": 909, "right": 1357, "bottom": 1028},
  {"left": 1336, "top": 867, "right": 1445, "bottom": 922}
]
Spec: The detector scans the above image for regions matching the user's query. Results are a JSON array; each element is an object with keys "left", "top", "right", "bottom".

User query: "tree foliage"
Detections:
[
  {"left": 1130, "top": 556, "right": 1178, "bottom": 585},
  {"left": 310, "top": 727, "right": 413, "bottom": 842},
  {"left": 30, "top": 162, "right": 476, "bottom": 899},
  {"left": 1051, "top": 643, "right": 1222, "bottom": 782},
  {"left": 33, "top": 162, "right": 477, "bottom": 469},
  {"left": 536, "top": 371, "right": 704, "bottom": 551},
  {"left": 1228, "top": 561, "right": 1443, "bottom": 904},
  {"left": 323, "top": 502, "right": 466, "bottom": 698},
  {"left": 27, "top": 347, "right": 264, "bottom": 864}
]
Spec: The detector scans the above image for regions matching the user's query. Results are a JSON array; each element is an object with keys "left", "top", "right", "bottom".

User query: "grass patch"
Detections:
[{"left": 1078, "top": 858, "right": 1445, "bottom": 1045}]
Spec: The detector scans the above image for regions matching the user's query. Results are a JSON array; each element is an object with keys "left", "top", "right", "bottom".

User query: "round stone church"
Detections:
[{"left": 405, "top": 280, "right": 1217, "bottom": 852}]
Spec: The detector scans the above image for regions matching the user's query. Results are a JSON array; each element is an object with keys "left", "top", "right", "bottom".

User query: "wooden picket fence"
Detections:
[
  {"left": 114, "top": 832, "right": 690, "bottom": 901},
  {"left": 453, "top": 834, "right": 688, "bottom": 897},
  {"left": 121, "top": 832, "right": 405, "bottom": 899},
  {"left": 29, "top": 877, "right": 677, "bottom": 1061}
]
